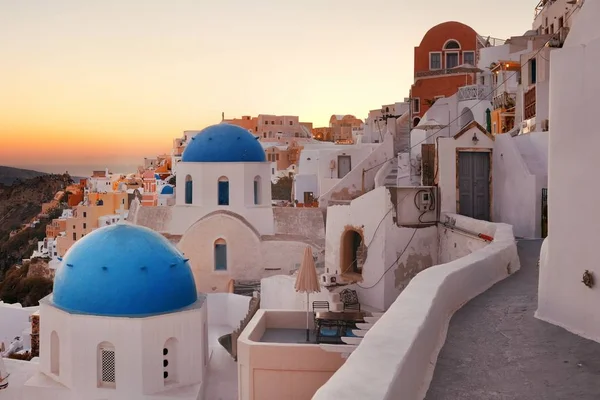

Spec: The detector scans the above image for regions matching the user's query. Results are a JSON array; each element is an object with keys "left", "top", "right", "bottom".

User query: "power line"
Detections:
[{"left": 357, "top": 228, "right": 419, "bottom": 290}]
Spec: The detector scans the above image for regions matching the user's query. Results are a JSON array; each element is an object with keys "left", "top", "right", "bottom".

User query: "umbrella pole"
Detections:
[{"left": 306, "top": 292, "right": 310, "bottom": 342}]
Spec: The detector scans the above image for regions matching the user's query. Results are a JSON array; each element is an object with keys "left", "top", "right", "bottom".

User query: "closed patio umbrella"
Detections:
[
  {"left": 294, "top": 246, "right": 321, "bottom": 342},
  {"left": 0, "top": 356, "right": 9, "bottom": 390}
]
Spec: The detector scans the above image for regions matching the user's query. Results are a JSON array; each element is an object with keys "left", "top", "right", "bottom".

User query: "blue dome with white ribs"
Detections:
[
  {"left": 52, "top": 224, "right": 197, "bottom": 317},
  {"left": 181, "top": 123, "right": 266, "bottom": 163}
]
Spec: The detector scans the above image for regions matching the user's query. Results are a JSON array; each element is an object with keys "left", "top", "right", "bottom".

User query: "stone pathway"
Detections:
[{"left": 426, "top": 240, "right": 600, "bottom": 400}]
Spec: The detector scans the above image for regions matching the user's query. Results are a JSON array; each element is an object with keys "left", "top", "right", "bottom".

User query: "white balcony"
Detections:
[{"left": 457, "top": 85, "right": 488, "bottom": 102}]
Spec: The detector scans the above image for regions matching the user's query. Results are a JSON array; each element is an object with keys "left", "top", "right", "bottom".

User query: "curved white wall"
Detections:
[
  {"left": 313, "top": 216, "right": 519, "bottom": 400},
  {"left": 206, "top": 293, "right": 251, "bottom": 329}
]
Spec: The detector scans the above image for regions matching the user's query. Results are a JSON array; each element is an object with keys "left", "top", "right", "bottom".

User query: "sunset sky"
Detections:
[{"left": 1, "top": 0, "right": 535, "bottom": 176}]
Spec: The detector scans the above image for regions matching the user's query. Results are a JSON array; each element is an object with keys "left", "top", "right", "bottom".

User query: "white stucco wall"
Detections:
[
  {"left": 324, "top": 187, "right": 438, "bottom": 311},
  {"left": 437, "top": 126, "right": 494, "bottom": 216},
  {"left": 206, "top": 293, "right": 251, "bottom": 329},
  {"left": 0, "top": 303, "right": 38, "bottom": 352},
  {"left": 26, "top": 298, "right": 208, "bottom": 399},
  {"left": 294, "top": 144, "right": 378, "bottom": 204},
  {"left": 260, "top": 275, "right": 333, "bottom": 310},
  {"left": 174, "top": 162, "right": 274, "bottom": 235},
  {"left": 178, "top": 212, "right": 323, "bottom": 294},
  {"left": 493, "top": 133, "right": 548, "bottom": 238},
  {"left": 319, "top": 134, "right": 394, "bottom": 207},
  {"left": 313, "top": 217, "right": 520, "bottom": 400},
  {"left": 537, "top": 3, "right": 600, "bottom": 343}
]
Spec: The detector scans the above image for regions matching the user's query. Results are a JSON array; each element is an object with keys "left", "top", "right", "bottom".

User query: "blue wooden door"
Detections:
[{"left": 458, "top": 152, "right": 490, "bottom": 221}]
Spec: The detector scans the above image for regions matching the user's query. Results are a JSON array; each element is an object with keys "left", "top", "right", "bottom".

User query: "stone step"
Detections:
[
  {"left": 341, "top": 336, "right": 362, "bottom": 345},
  {"left": 351, "top": 329, "right": 367, "bottom": 337}
]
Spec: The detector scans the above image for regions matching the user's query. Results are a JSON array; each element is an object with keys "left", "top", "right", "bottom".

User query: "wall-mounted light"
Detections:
[{"left": 472, "top": 133, "right": 479, "bottom": 145}]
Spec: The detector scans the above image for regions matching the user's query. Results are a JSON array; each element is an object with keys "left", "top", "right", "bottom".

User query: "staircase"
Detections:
[
  {"left": 220, "top": 295, "right": 261, "bottom": 361},
  {"left": 383, "top": 167, "right": 398, "bottom": 187},
  {"left": 319, "top": 311, "right": 384, "bottom": 358}
]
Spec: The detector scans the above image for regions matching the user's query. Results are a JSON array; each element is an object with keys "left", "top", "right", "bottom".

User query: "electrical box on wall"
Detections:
[{"left": 419, "top": 191, "right": 431, "bottom": 212}]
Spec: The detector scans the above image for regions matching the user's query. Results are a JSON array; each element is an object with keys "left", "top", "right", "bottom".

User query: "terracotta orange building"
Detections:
[{"left": 410, "top": 21, "right": 483, "bottom": 127}]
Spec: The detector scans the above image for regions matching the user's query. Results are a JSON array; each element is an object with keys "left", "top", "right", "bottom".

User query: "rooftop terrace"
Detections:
[{"left": 426, "top": 240, "right": 600, "bottom": 399}]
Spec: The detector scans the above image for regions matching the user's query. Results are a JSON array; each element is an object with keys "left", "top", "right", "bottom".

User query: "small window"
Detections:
[
  {"left": 163, "top": 338, "right": 178, "bottom": 385},
  {"left": 412, "top": 98, "right": 420, "bottom": 114},
  {"left": 83, "top": 223, "right": 87, "bottom": 229},
  {"left": 83, "top": 212, "right": 87, "bottom": 218},
  {"left": 51, "top": 331, "right": 59, "bottom": 376},
  {"left": 463, "top": 51, "right": 475, "bottom": 66},
  {"left": 276, "top": 154, "right": 280, "bottom": 161},
  {"left": 289, "top": 121, "right": 293, "bottom": 125},
  {"left": 530, "top": 57, "right": 537, "bottom": 84},
  {"left": 253, "top": 176, "right": 261, "bottom": 205},
  {"left": 98, "top": 342, "right": 116, "bottom": 388},
  {"left": 430, "top": 52, "right": 441, "bottom": 70},
  {"left": 185, "top": 175, "right": 193, "bottom": 205},
  {"left": 214, "top": 239, "right": 227, "bottom": 271},
  {"left": 72, "top": 232, "right": 76, "bottom": 241},
  {"left": 265, "top": 121, "right": 269, "bottom": 125},
  {"left": 218, "top": 177, "right": 229, "bottom": 206}
]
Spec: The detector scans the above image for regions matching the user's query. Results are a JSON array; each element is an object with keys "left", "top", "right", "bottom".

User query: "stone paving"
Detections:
[{"left": 426, "top": 240, "right": 600, "bottom": 400}]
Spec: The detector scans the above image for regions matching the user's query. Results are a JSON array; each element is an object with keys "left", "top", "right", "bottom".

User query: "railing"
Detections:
[
  {"left": 457, "top": 85, "right": 488, "bottom": 102},
  {"left": 493, "top": 92, "right": 517, "bottom": 110},
  {"left": 416, "top": 68, "right": 474, "bottom": 78},
  {"left": 524, "top": 86, "right": 537, "bottom": 120}
]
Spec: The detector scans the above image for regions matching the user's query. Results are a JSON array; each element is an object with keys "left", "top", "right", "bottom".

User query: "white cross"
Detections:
[{"left": 117, "top": 204, "right": 127, "bottom": 224}]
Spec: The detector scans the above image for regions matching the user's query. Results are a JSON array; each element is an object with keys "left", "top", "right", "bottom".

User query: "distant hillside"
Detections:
[
  {"left": 0, "top": 166, "right": 47, "bottom": 185},
  {"left": 0, "top": 174, "right": 73, "bottom": 305}
]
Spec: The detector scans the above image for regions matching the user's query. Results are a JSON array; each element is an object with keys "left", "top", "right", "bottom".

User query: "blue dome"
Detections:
[
  {"left": 161, "top": 185, "right": 174, "bottom": 195},
  {"left": 52, "top": 224, "right": 198, "bottom": 317},
  {"left": 181, "top": 123, "right": 266, "bottom": 163}
]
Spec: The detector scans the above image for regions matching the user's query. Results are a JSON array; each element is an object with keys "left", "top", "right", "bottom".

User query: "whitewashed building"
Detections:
[
  {"left": 537, "top": 0, "right": 599, "bottom": 342},
  {"left": 129, "top": 124, "right": 327, "bottom": 294},
  {"left": 20, "top": 223, "right": 209, "bottom": 399}
]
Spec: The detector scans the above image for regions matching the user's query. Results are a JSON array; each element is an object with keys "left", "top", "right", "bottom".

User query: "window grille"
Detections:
[{"left": 101, "top": 349, "right": 116, "bottom": 383}]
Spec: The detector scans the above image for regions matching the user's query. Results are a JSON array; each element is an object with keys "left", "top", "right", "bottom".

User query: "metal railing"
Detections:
[
  {"left": 493, "top": 92, "right": 517, "bottom": 110},
  {"left": 457, "top": 85, "right": 488, "bottom": 102}
]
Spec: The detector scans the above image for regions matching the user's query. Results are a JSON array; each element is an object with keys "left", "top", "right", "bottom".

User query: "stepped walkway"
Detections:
[{"left": 426, "top": 240, "right": 600, "bottom": 400}]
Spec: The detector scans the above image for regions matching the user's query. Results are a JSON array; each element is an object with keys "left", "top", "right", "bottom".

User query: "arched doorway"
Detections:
[
  {"left": 460, "top": 107, "right": 474, "bottom": 128},
  {"left": 340, "top": 229, "right": 366, "bottom": 278}
]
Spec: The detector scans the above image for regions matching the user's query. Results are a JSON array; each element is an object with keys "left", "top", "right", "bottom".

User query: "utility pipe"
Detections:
[{"left": 441, "top": 222, "right": 494, "bottom": 242}]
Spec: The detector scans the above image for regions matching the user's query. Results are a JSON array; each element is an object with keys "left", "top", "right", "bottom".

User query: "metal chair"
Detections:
[{"left": 340, "top": 289, "right": 361, "bottom": 311}]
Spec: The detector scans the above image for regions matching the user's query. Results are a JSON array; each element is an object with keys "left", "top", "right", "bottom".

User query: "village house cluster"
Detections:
[{"left": 2, "top": 1, "right": 598, "bottom": 399}]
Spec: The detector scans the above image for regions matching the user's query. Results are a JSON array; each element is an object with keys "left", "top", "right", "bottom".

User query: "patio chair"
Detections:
[
  {"left": 340, "top": 289, "right": 361, "bottom": 311},
  {"left": 312, "top": 301, "right": 330, "bottom": 312}
]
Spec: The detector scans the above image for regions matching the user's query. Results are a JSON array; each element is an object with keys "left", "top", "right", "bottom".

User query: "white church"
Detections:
[
  {"left": 9, "top": 222, "right": 210, "bottom": 399},
  {"left": 128, "top": 123, "right": 326, "bottom": 293}
]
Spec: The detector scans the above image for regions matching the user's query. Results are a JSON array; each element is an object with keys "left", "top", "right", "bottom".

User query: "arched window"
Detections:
[
  {"left": 218, "top": 177, "right": 229, "bottom": 206},
  {"left": 163, "top": 338, "right": 178, "bottom": 385},
  {"left": 444, "top": 40, "right": 461, "bottom": 50},
  {"left": 50, "top": 331, "right": 59, "bottom": 376},
  {"left": 97, "top": 342, "right": 116, "bottom": 388},
  {"left": 413, "top": 117, "right": 421, "bottom": 128},
  {"left": 214, "top": 238, "right": 227, "bottom": 271},
  {"left": 443, "top": 40, "right": 461, "bottom": 69},
  {"left": 185, "top": 175, "right": 193, "bottom": 205},
  {"left": 253, "top": 176, "right": 261, "bottom": 205}
]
